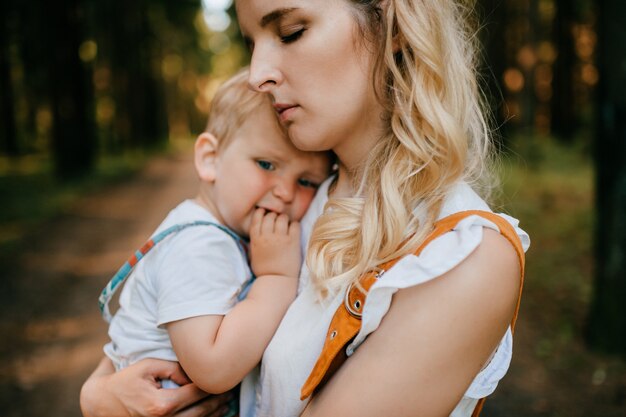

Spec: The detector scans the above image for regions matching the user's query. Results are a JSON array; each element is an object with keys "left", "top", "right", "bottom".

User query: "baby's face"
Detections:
[{"left": 208, "top": 106, "right": 331, "bottom": 237}]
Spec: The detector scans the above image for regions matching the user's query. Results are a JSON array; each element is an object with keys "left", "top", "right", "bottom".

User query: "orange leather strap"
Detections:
[{"left": 300, "top": 210, "right": 526, "bottom": 417}]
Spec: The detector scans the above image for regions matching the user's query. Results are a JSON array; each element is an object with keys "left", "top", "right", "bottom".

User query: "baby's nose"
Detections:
[{"left": 273, "top": 179, "right": 295, "bottom": 203}]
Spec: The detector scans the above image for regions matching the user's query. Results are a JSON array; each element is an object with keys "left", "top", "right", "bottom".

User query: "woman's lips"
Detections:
[{"left": 273, "top": 103, "right": 299, "bottom": 123}]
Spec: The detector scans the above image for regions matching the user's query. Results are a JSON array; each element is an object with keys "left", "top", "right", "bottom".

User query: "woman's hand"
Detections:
[{"left": 80, "top": 357, "right": 235, "bottom": 417}]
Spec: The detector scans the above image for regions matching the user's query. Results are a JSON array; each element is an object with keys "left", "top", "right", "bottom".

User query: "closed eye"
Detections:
[
  {"left": 298, "top": 178, "right": 319, "bottom": 189},
  {"left": 256, "top": 160, "right": 275, "bottom": 171},
  {"left": 280, "top": 28, "right": 305, "bottom": 44}
]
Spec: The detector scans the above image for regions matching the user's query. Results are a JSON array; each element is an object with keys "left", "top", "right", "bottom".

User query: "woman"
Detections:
[{"left": 80, "top": 0, "right": 529, "bottom": 416}]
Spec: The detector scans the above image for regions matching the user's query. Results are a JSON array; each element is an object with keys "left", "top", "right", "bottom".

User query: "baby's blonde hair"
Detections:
[
  {"left": 307, "top": 0, "right": 495, "bottom": 295},
  {"left": 206, "top": 67, "right": 279, "bottom": 150}
]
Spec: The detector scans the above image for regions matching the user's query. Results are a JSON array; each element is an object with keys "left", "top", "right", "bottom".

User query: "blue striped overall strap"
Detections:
[{"left": 98, "top": 221, "right": 250, "bottom": 323}]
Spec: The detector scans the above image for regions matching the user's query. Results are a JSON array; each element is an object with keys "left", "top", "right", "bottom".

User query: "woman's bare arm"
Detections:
[
  {"left": 302, "top": 229, "right": 521, "bottom": 417},
  {"left": 80, "top": 357, "right": 229, "bottom": 417}
]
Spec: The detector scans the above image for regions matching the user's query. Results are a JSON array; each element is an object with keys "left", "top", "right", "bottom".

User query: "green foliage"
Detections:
[{"left": 497, "top": 135, "right": 594, "bottom": 360}]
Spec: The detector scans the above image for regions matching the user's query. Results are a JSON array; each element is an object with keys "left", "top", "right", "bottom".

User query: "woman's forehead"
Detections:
[{"left": 236, "top": 0, "right": 310, "bottom": 27}]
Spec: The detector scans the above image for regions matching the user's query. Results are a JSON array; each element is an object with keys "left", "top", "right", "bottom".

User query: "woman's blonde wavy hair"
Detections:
[{"left": 307, "top": 0, "right": 495, "bottom": 295}]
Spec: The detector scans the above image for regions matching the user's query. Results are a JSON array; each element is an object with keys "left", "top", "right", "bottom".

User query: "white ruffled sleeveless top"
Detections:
[{"left": 240, "top": 178, "right": 530, "bottom": 417}]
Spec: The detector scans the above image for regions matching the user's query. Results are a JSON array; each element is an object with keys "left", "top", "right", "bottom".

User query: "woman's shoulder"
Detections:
[
  {"left": 438, "top": 181, "right": 490, "bottom": 218},
  {"left": 350, "top": 181, "right": 529, "bottom": 351},
  {"left": 436, "top": 181, "right": 530, "bottom": 251},
  {"left": 411, "top": 181, "right": 528, "bottom": 289},
  {"left": 344, "top": 184, "right": 525, "bottom": 410}
]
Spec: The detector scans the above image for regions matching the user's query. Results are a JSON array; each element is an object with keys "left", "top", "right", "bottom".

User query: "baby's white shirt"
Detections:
[{"left": 104, "top": 200, "right": 252, "bottom": 369}]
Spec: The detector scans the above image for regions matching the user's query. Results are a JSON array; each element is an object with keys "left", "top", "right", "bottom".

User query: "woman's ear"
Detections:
[{"left": 194, "top": 132, "right": 220, "bottom": 182}]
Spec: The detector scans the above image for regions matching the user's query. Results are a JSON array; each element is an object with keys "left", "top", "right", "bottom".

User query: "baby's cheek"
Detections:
[{"left": 291, "top": 190, "right": 316, "bottom": 221}]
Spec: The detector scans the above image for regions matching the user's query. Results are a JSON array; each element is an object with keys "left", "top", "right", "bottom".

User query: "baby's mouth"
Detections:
[{"left": 255, "top": 206, "right": 282, "bottom": 216}]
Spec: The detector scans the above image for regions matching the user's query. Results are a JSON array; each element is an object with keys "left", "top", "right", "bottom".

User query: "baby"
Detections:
[{"left": 99, "top": 69, "right": 332, "bottom": 400}]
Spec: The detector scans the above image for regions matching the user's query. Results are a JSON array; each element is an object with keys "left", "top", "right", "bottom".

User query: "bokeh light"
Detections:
[{"left": 201, "top": 0, "right": 233, "bottom": 32}]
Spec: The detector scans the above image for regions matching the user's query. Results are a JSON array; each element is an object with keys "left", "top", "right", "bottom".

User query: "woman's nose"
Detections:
[{"left": 248, "top": 47, "right": 283, "bottom": 93}]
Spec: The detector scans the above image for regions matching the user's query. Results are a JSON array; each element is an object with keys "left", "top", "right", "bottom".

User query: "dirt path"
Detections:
[
  {"left": 1, "top": 145, "right": 624, "bottom": 417},
  {"left": 0, "top": 148, "right": 198, "bottom": 417}
]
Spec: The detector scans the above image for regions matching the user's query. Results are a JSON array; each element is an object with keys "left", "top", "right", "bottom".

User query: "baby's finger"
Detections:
[
  {"left": 261, "top": 211, "right": 278, "bottom": 235},
  {"left": 288, "top": 220, "right": 301, "bottom": 239},
  {"left": 274, "top": 214, "right": 290, "bottom": 235},
  {"left": 250, "top": 208, "right": 265, "bottom": 237}
]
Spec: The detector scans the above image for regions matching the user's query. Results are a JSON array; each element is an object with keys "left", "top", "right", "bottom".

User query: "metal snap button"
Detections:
[{"left": 330, "top": 330, "right": 338, "bottom": 340}]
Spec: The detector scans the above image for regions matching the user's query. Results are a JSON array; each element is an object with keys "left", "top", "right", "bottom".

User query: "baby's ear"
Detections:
[{"left": 194, "top": 132, "right": 220, "bottom": 182}]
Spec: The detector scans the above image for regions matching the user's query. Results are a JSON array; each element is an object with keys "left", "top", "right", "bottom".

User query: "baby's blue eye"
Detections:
[
  {"left": 256, "top": 160, "right": 275, "bottom": 171},
  {"left": 298, "top": 178, "right": 319, "bottom": 189}
]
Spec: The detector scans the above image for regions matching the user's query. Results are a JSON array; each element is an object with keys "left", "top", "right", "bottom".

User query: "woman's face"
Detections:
[{"left": 236, "top": 0, "right": 384, "bottom": 168}]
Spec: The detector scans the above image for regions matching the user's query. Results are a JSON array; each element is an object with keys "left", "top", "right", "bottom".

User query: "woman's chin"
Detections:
[{"left": 287, "top": 129, "right": 330, "bottom": 153}]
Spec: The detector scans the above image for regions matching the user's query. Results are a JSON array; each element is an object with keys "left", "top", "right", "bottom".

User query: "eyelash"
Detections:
[
  {"left": 257, "top": 161, "right": 318, "bottom": 188},
  {"left": 298, "top": 178, "right": 319, "bottom": 189},
  {"left": 256, "top": 160, "right": 275, "bottom": 171},
  {"left": 280, "top": 28, "right": 305, "bottom": 44}
]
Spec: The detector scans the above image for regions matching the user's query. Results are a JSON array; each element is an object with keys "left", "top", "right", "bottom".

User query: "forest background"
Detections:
[{"left": 1, "top": 0, "right": 625, "bottom": 416}]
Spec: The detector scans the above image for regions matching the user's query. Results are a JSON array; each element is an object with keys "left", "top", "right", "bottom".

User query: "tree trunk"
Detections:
[
  {"left": 133, "top": 3, "right": 168, "bottom": 149},
  {"left": 551, "top": 0, "right": 577, "bottom": 141},
  {"left": 520, "top": 0, "right": 539, "bottom": 133},
  {"left": 15, "top": 0, "right": 49, "bottom": 152},
  {"left": 479, "top": 0, "right": 509, "bottom": 144},
  {"left": 586, "top": 0, "right": 626, "bottom": 356},
  {"left": 105, "top": 0, "right": 168, "bottom": 151},
  {"left": 0, "top": 0, "right": 19, "bottom": 156},
  {"left": 46, "top": 0, "right": 95, "bottom": 179}
]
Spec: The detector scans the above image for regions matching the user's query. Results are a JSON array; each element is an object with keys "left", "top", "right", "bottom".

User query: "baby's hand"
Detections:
[{"left": 249, "top": 208, "right": 301, "bottom": 279}]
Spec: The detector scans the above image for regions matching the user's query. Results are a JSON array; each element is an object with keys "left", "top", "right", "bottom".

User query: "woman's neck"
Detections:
[
  {"left": 330, "top": 132, "right": 383, "bottom": 199},
  {"left": 328, "top": 163, "right": 354, "bottom": 198},
  {"left": 328, "top": 100, "right": 386, "bottom": 198}
]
